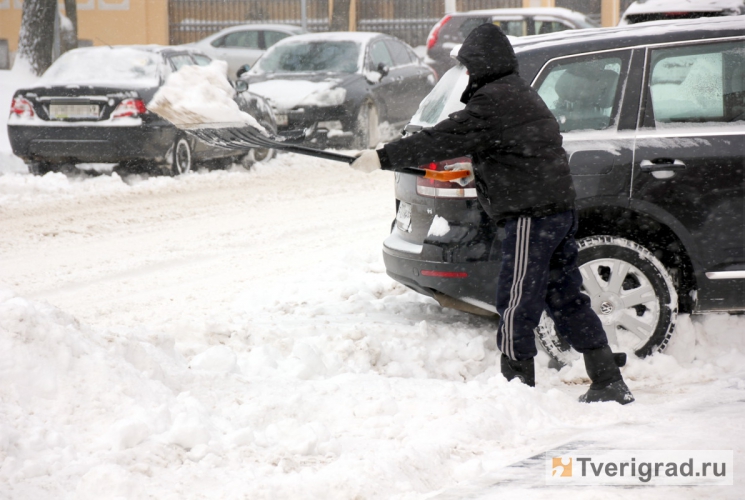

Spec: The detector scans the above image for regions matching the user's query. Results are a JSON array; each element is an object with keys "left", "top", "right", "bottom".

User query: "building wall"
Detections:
[{"left": 0, "top": 0, "right": 169, "bottom": 56}]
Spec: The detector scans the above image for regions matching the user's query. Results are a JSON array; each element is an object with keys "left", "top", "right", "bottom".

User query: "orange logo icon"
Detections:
[{"left": 552, "top": 457, "right": 572, "bottom": 477}]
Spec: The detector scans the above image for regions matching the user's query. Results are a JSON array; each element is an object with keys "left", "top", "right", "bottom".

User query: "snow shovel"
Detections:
[{"left": 182, "top": 123, "right": 471, "bottom": 183}]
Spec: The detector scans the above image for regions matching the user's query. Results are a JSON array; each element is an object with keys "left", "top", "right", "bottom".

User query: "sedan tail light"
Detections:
[
  {"left": 426, "top": 14, "right": 452, "bottom": 50},
  {"left": 416, "top": 157, "right": 476, "bottom": 199},
  {"left": 10, "top": 96, "right": 35, "bottom": 118},
  {"left": 112, "top": 98, "right": 147, "bottom": 119}
]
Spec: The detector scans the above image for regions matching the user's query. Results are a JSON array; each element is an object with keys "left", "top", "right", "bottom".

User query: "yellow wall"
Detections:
[{"left": 0, "top": 0, "right": 168, "bottom": 55}]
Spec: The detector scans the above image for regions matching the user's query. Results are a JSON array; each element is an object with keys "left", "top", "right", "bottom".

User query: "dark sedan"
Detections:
[
  {"left": 240, "top": 32, "right": 436, "bottom": 149},
  {"left": 8, "top": 45, "right": 277, "bottom": 175},
  {"left": 383, "top": 17, "right": 745, "bottom": 365}
]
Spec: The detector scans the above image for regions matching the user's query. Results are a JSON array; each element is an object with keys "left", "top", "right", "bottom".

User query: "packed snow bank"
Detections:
[
  {"left": 2, "top": 271, "right": 745, "bottom": 498},
  {"left": 148, "top": 60, "right": 265, "bottom": 131}
]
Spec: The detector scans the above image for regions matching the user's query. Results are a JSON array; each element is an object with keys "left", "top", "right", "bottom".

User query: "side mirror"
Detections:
[
  {"left": 234, "top": 79, "right": 249, "bottom": 92},
  {"left": 236, "top": 64, "right": 251, "bottom": 78},
  {"left": 376, "top": 62, "right": 389, "bottom": 78}
]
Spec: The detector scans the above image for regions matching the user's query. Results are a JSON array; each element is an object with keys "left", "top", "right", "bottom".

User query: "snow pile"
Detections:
[
  {"left": 2, "top": 255, "right": 745, "bottom": 498},
  {"left": 148, "top": 60, "right": 265, "bottom": 131}
]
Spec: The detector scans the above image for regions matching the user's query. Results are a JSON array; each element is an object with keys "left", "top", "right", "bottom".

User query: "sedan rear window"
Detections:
[
  {"left": 40, "top": 47, "right": 160, "bottom": 86},
  {"left": 255, "top": 41, "right": 360, "bottom": 73}
]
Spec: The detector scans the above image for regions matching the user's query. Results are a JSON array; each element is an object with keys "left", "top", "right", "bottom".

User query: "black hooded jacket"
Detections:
[{"left": 378, "top": 23, "right": 575, "bottom": 222}]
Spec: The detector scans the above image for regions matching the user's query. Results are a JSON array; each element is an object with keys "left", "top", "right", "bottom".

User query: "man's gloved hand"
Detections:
[
  {"left": 351, "top": 150, "right": 381, "bottom": 173},
  {"left": 444, "top": 161, "right": 474, "bottom": 186}
]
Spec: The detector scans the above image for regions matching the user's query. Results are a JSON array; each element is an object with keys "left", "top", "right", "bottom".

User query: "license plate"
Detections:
[
  {"left": 396, "top": 201, "right": 412, "bottom": 232},
  {"left": 275, "top": 113, "right": 288, "bottom": 126},
  {"left": 49, "top": 104, "right": 99, "bottom": 120}
]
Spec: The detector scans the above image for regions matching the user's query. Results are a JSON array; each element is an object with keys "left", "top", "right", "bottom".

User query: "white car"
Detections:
[{"left": 187, "top": 24, "right": 306, "bottom": 79}]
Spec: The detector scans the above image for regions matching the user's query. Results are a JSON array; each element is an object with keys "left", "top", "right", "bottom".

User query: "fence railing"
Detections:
[{"left": 169, "top": 0, "right": 521, "bottom": 47}]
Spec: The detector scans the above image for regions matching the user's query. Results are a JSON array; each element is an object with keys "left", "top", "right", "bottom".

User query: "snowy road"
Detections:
[
  {"left": 1, "top": 68, "right": 744, "bottom": 498},
  {"left": 1, "top": 160, "right": 744, "bottom": 499},
  {"left": 0, "top": 157, "right": 393, "bottom": 330}
]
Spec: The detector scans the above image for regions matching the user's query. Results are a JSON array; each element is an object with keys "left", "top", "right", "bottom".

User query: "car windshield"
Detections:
[
  {"left": 255, "top": 41, "right": 360, "bottom": 74},
  {"left": 409, "top": 64, "right": 468, "bottom": 126},
  {"left": 40, "top": 47, "right": 161, "bottom": 86}
]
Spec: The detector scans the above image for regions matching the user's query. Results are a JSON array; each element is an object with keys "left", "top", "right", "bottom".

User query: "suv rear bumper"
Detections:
[{"left": 382, "top": 243, "right": 499, "bottom": 310}]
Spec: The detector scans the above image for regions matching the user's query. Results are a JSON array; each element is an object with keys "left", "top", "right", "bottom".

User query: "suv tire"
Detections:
[{"left": 537, "top": 235, "right": 678, "bottom": 365}]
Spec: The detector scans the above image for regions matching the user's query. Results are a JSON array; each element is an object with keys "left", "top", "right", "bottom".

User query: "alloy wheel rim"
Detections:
[{"left": 579, "top": 257, "right": 660, "bottom": 350}]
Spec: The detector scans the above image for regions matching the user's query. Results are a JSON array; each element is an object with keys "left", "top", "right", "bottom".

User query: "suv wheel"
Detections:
[{"left": 537, "top": 235, "right": 678, "bottom": 365}]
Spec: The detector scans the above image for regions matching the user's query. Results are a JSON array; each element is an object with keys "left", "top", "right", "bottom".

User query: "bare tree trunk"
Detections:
[
  {"left": 330, "top": 0, "right": 352, "bottom": 31},
  {"left": 16, "top": 0, "right": 58, "bottom": 75},
  {"left": 64, "top": 0, "right": 78, "bottom": 36}
]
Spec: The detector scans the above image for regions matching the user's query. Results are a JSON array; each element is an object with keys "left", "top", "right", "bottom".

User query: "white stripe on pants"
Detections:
[{"left": 500, "top": 216, "right": 531, "bottom": 360}]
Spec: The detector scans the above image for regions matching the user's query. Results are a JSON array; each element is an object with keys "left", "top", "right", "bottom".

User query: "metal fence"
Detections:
[
  {"left": 169, "top": 0, "right": 330, "bottom": 45},
  {"left": 169, "top": 0, "right": 521, "bottom": 47}
]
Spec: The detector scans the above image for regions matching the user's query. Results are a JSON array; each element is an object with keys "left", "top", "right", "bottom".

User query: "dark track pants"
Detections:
[{"left": 496, "top": 210, "right": 608, "bottom": 361}]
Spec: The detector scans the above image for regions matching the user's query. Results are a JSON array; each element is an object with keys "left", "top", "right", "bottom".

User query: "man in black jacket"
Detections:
[{"left": 351, "top": 23, "right": 634, "bottom": 404}]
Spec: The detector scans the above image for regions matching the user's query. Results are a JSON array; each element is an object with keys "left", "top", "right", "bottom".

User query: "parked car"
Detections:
[
  {"left": 186, "top": 24, "right": 306, "bottom": 79},
  {"left": 382, "top": 17, "right": 745, "bottom": 365},
  {"left": 424, "top": 7, "right": 599, "bottom": 78},
  {"left": 7, "top": 45, "right": 277, "bottom": 175},
  {"left": 240, "top": 32, "right": 437, "bottom": 149},
  {"left": 619, "top": 0, "right": 745, "bottom": 25}
]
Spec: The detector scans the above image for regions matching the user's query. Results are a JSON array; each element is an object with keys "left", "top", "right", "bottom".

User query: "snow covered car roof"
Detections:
[
  {"left": 509, "top": 14, "right": 745, "bottom": 53},
  {"left": 196, "top": 23, "right": 304, "bottom": 35},
  {"left": 622, "top": 0, "right": 745, "bottom": 15},
  {"left": 619, "top": 0, "right": 745, "bottom": 25},
  {"left": 37, "top": 45, "right": 213, "bottom": 87},
  {"left": 269, "top": 31, "right": 388, "bottom": 44}
]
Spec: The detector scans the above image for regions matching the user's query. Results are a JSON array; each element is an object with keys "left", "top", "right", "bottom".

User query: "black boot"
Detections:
[
  {"left": 501, "top": 354, "right": 535, "bottom": 387},
  {"left": 579, "top": 346, "right": 634, "bottom": 404}
]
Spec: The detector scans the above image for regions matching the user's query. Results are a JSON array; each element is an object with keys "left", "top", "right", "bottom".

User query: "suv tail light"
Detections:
[
  {"left": 112, "top": 98, "right": 147, "bottom": 119},
  {"left": 416, "top": 157, "right": 476, "bottom": 198},
  {"left": 10, "top": 96, "right": 35, "bottom": 118},
  {"left": 426, "top": 14, "right": 452, "bottom": 50}
]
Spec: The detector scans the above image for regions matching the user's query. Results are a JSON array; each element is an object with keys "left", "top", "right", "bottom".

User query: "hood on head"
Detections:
[{"left": 456, "top": 23, "right": 518, "bottom": 103}]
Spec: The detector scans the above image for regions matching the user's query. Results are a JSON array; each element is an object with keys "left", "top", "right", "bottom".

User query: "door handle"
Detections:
[{"left": 640, "top": 159, "right": 686, "bottom": 172}]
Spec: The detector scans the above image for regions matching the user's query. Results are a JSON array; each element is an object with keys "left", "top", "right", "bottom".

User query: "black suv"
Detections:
[{"left": 383, "top": 17, "right": 745, "bottom": 365}]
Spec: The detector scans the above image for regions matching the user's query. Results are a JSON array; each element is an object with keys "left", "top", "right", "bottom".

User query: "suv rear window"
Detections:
[{"left": 410, "top": 65, "right": 468, "bottom": 127}]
